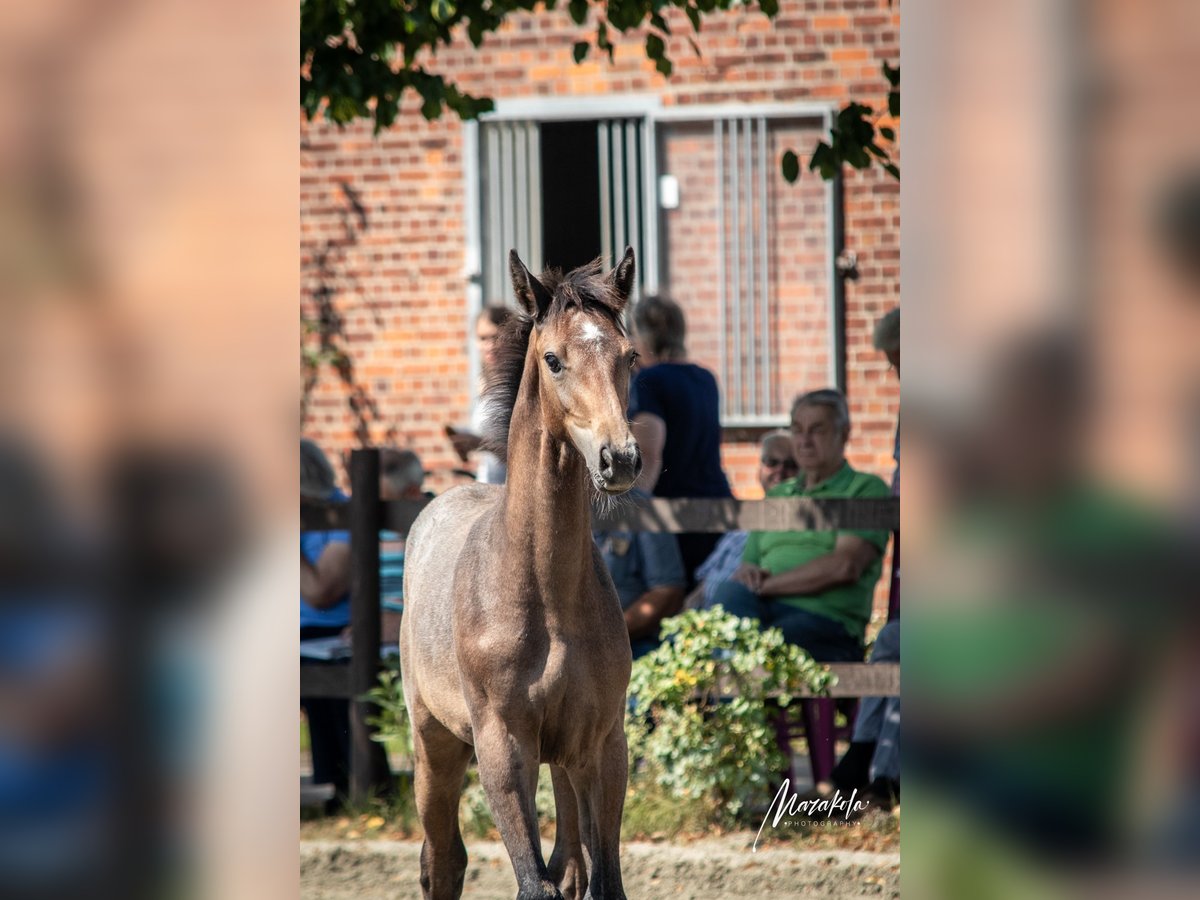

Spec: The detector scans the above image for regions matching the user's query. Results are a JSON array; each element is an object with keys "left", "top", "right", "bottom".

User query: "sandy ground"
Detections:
[{"left": 300, "top": 837, "right": 900, "bottom": 899}]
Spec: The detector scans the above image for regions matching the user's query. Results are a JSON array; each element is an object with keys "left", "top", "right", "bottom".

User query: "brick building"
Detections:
[{"left": 300, "top": 0, "right": 899, "bottom": 503}]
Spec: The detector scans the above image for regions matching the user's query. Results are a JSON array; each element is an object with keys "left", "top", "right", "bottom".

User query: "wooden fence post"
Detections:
[{"left": 349, "top": 448, "right": 382, "bottom": 805}]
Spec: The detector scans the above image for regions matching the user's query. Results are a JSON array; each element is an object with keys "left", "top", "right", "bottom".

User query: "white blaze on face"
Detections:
[{"left": 578, "top": 319, "right": 604, "bottom": 346}]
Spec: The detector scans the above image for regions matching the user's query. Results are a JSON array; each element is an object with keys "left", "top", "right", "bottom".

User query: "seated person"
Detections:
[
  {"left": 377, "top": 447, "right": 426, "bottom": 645},
  {"left": 594, "top": 496, "right": 686, "bottom": 660},
  {"left": 712, "top": 389, "right": 891, "bottom": 662},
  {"left": 822, "top": 619, "right": 900, "bottom": 807},
  {"left": 300, "top": 438, "right": 353, "bottom": 800},
  {"left": 685, "top": 429, "right": 798, "bottom": 610}
]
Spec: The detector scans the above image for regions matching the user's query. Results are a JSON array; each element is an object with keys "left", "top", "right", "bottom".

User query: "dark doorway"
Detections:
[{"left": 540, "top": 121, "right": 602, "bottom": 273}]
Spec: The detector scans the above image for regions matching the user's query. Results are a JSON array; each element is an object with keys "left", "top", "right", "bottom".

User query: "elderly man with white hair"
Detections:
[{"left": 712, "top": 389, "right": 891, "bottom": 662}]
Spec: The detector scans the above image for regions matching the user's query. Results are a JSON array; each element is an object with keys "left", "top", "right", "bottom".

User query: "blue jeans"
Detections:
[
  {"left": 709, "top": 581, "right": 862, "bottom": 663},
  {"left": 852, "top": 620, "right": 900, "bottom": 782}
]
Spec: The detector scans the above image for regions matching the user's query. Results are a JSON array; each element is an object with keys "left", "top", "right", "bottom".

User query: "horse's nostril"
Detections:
[{"left": 599, "top": 446, "right": 614, "bottom": 475}]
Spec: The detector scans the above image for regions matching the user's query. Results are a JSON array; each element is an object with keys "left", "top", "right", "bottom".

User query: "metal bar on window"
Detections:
[
  {"left": 641, "top": 117, "right": 658, "bottom": 295},
  {"left": 501, "top": 124, "right": 515, "bottom": 277},
  {"left": 486, "top": 125, "right": 502, "bottom": 303},
  {"left": 626, "top": 119, "right": 640, "bottom": 268},
  {"left": 743, "top": 117, "right": 756, "bottom": 416},
  {"left": 612, "top": 120, "right": 627, "bottom": 265},
  {"left": 598, "top": 122, "right": 612, "bottom": 267},
  {"left": 758, "top": 116, "right": 770, "bottom": 414},
  {"left": 729, "top": 117, "right": 742, "bottom": 418},
  {"left": 515, "top": 123, "right": 528, "bottom": 261},
  {"left": 528, "top": 122, "right": 543, "bottom": 273}
]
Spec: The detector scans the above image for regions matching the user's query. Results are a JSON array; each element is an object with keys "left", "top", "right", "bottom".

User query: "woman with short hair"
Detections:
[{"left": 629, "top": 294, "right": 733, "bottom": 591}]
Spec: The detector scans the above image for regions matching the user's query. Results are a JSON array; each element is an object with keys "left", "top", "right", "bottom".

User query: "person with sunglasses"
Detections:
[{"left": 684, "top": 430, "right": 799, "bottom": 610}]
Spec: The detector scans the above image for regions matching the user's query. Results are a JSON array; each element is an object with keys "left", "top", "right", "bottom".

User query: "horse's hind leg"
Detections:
[
  {"left": 547, "top": 765, "right": 587, "bottom": 900},
  {"left": 412, "top": 708, "right": 473, "bottom": 900}
]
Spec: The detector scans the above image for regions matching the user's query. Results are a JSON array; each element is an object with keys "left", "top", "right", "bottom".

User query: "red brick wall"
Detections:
[{"left": 301, "top": 1, "right": 899, "bottom": 615}]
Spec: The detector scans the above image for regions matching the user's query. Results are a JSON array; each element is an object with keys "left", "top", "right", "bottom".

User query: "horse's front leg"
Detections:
[
  {"left": 474, "top": 717, "right": 562, "bottom": 900},
  {"left": 548, "top": 764, "right": 588, "bottom": 899},
  {"left": 569, "top": 724, "right": 628, "bottom": 900}
]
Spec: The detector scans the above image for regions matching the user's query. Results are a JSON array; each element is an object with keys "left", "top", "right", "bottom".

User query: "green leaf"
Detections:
[
  {"left": 883, "top": 161, "right": 900, "bottom": 180},
  {"left": 879, "top": 126, "right": 895, "bottom": 142},
  {"left": 781, "top": 149, "right": 800, "bottom": 183},
  {"left": 686, "top": 4, "right": 701, "bottom": 32},
  {"left": 882, "top": 60, "right": 900, "bottom": 87},
  {"left": 430, "top": 0, "right": 455, "bottom": 24},
  {"left": 568, "top": 0, "right": 588, "bottom": 25},
  {"left": 888, "top": 90, "right": 900, "bottom": 118},
  {"left": 760, "top": 0, "right": 780, "bottom": 15},
  {"left": 655, "top": 56, "right": 673, "bottom": 77},
  {"left": 573, "top": 40, "right": 589, "bottom": 62},
  {"left": 809, "top": 142, "right": 838, "bottom": 180},
  {"left": 645, "top": 33, "right": 665, "bottom": 60},
  {"left": 845, "top": 142, "right": 871, "bottom": 169},
  {"left": 467, "top": 17, "right": 485, "bottom": 46},
  {"left": 597, "top": 21, "right": 613, "bottom": 60}
]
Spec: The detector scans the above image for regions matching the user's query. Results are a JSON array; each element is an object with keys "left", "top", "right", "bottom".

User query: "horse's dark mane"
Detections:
[{"left": 479, "top": 258, "right": 626, "bottom": 459}]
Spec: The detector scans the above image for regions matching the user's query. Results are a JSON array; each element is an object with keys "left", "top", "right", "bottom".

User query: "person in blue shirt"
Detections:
[
  {"left": 301, "top": 439, "right": 351, "bottom": 637},
  {"left": 629, "top": 295, "right": 733, "bottom": 591},
  {"left": 300, "top": 438, "right": 352, "bottom": 801},
  {"left": 594, "top": 492, "right": 687, "bottom": 660}
]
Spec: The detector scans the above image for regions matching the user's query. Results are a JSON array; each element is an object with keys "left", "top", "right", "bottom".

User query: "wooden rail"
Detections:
[
  {"left": 303, "top": 494, "right": 898, "bottom": 535},
  {"left": 301, "top": 449, "right": 900, "bottom": 804},
  {"left": 301, "top": 660, "right": 898, "bottom": 702}
]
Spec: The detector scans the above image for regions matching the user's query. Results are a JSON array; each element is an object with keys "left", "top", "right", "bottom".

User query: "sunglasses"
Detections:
[{"left": 761, "top": 457, "right": 798, "bottom": 469}]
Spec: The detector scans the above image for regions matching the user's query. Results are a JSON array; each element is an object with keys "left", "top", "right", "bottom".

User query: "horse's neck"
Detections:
[{"left": 500, "top": 363, "right": 593, "bottom": 586}]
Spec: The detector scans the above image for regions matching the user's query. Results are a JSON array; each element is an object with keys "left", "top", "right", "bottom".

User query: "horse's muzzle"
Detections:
[{"left": 598, "top": 441, "right": 642, "bottom": 492}]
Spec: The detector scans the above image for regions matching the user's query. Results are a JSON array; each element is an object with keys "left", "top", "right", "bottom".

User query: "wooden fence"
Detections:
[{"left": 301, "top": 448, "right": 900, "bottom": 803}]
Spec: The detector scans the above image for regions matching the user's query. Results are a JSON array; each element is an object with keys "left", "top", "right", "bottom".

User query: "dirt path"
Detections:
[{"left": 301, "top": 837, "right": 899, "bottom": 899}]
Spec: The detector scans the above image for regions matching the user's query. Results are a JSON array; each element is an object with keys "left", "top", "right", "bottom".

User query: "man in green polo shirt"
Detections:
[{"left": 711, "top": 389, "right": 891, "bottom": 661}]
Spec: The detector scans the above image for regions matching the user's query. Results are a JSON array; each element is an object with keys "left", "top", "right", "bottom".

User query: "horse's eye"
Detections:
[
  {"left": 543, "top": 352, "right": 562, "bottom": 374},
  {"left": 629, "top": 351, "right": 640, "bottom": 370}
]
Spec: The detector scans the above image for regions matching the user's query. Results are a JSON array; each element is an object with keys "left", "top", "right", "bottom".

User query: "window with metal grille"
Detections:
[{"left": 465, "top": 101, "right": 839, "bottom": 427}]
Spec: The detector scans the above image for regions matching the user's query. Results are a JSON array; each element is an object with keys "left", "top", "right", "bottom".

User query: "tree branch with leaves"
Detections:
[{"left": 301, "top": 0, "right": 897, "bottom": 181}]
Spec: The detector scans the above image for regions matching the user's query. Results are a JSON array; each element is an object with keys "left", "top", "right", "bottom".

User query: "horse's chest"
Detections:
[{"left": 462, "top": 620, "right": 625, "bottom": 715}]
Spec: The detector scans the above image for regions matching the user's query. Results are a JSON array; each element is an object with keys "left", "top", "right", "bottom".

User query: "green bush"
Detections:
[
  {"left": 363, "top": 658, "right": 412, "bottom": 759},
  {"left": 624, "top": 607, "right": 834, "bottom": 827}
]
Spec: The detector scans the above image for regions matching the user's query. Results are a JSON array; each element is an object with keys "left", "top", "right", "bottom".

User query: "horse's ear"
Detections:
[
  {"left": 607, "top": 246, "right": 636, "bottom": 310},
  {"left": 509, "top": 250, "right": 552, "bottom": 320}
]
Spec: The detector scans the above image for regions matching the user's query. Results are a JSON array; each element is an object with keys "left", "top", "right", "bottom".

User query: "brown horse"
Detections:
[{"left": 400, "top": 249, "right": 641, "bottom": 900}]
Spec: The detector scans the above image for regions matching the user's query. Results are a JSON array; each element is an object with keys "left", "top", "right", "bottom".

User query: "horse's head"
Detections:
[{"left": 508, "top": 248, "right": 642, "bottom": 494}]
